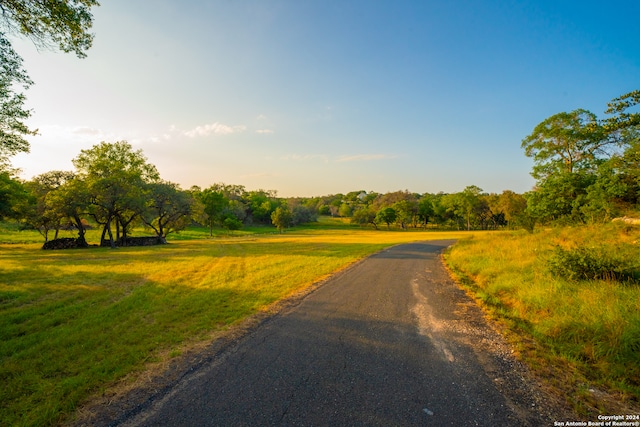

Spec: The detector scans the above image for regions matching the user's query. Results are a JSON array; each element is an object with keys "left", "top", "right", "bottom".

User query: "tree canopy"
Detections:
[
  {"left": 522, "top": 90, "right": 640, "bottom": 225},
  {"left": 0, "top": 0, "right": 99, "bottom": 161}
]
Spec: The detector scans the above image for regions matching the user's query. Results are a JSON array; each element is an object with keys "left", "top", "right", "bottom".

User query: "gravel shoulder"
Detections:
[{"left": 72, "top": 241, "right": 576, "bottom": 426}]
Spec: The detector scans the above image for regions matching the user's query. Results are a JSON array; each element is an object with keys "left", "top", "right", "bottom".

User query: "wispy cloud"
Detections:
[
  {"left": 336, "top": 154, "right": 397, "bottom": 162},
  {"left": 184, "top": 122, "right": 246, "bottom": 137},
  {"left": 255, "top": 129, "right": 274, "bottom": 134},
  {"left": 281, "top": 154, "right": 329, "bottom": 162},
  {"left": 72, "top": 126, "right": 104, "bottom": 136}
]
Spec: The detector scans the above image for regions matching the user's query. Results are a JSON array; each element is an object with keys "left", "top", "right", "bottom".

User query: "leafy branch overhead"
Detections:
[{"left": 0, "top": 0, "right": 99, "bottom": 160}]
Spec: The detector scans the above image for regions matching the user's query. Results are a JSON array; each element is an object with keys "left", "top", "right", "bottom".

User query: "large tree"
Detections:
[
  {"left": 22, "top": 170, "right": 75, "bottom": 240},
  {"left": 522, "top": 91, "right": 640, "bottom": 224},
  {"left": 73, "top": 141, "right": 159, "bottom": 247},
  {"left": 521, "top": 109, "right": 604, "bottom": 181},
  {"left": 45, "top": 176, "right": 90, "bottom": 246},
  {"left": 141, "top": 181, "right": 193, "bottom": 241},
  {"left": 0, "top": 0, "right": 99, "bottom": 158},
  {"left": 375, "top": 207, "right": 396, "bottom": 229}
]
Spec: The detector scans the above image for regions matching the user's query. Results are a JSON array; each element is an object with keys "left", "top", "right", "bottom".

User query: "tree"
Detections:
[
  {"left": 22, "top": 170, "right": 75, "bottom": 240},
  {"left": 0, "top": 167, "right": 26, "bottom": 220},
  {"left": 603, "top": 90, "right": 640, "bottom": 134},
  {"left": 141, "top": 181, "right": 193, "bottom": 240},
  {"left": 579, "top": 165, "right": 628, "bottom": 223},
  {"left": 525, "top": 172, "right": 594, "bottom": 224},
  {"left": 351, "top": 207, "right": 378, "bottom": 229},
  {"left": 458, "top": 186, "right": 483, "bottom": 230},
  {"left": 200, "top": 187, "right": 228, "bottom": 236},
  {"left": 45, "top": 177, "right": 90, "bottom": 247},
  {"left": 0, "top": 0, "right": 99, "bottom": 158},
  {"left": 271, "top": 206, "right": 292, "bottom": 233},
  {"left": 338, "top": 202, "right": 352, "bottom": 218},
  {"left": 289, "top": 201, "right": 317, "bottom": 225},
  {"left": 247, "top": 190, "right": 278, "bottom": 224},
  {"left": 492, "top": 190, "right": 528, "bottom": 230},
  {"left": 393, "top": 199, "right": 418, "bottom": 229},
  {"left": 0, "top": 36, "right": 35, "bottom": 158},
  {"left": 522, "top": 91, "right": 640, "bottom": 225},
  {"left": 521, "top": 109, "right": 604, "bottom": 181},
  {"left": 72, "top": 141, "right": 159, "bottom": 247},
  {"left": 224, "top": 199, "right": 248, "bottom": 223},
  {"left": 417, "top": 194, "right": 434, "bottom": 227},
  {"left": 375, "top": 207, "right": 396, "bottom": 229}
]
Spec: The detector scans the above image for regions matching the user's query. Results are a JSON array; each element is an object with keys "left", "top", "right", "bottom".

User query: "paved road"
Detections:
[{"left": 120, "top": 241, "right": 551, "bottom": 426}]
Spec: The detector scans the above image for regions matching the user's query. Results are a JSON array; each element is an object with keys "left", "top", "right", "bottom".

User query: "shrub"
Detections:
[{"left": 547, "top": 245, "right": 638, "bottom": 283}]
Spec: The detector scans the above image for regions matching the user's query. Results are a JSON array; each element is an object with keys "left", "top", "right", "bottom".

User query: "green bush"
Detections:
[{"left": 547, "top": 245, "right": 638, "bottom": 283}]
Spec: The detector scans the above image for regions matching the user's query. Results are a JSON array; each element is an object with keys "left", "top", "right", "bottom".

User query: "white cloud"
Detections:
[
  {"left": 336, "top": 154, "right": 397, "bottom": 162},
  {"left": 281, "top": 154, "right": 328, "bottom": 162},
  {"left": 72, "top": 126, "right": 104, "bottom": 136},
  {"left": 255, "top": 129, "right": 274, "bottom": 134},
  {"left": 184, "top": 122, "right": 246, "bottom": 137}
]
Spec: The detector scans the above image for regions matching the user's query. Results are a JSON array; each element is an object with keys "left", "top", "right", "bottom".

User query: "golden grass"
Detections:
[
  {"left": 445, "top": 224, "right": 640, "bottom": 415},
  {"left": 0, "top": 228, "right": 466, "bottom": 426}
]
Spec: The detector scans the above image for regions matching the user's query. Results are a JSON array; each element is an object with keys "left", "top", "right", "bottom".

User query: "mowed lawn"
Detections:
[{"left": 0, "top": 227, "right": 467, "bottom": 426}]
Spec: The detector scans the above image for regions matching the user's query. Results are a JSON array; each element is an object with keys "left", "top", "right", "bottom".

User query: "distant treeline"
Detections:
[{"left": 0, "top": 92, "right": 638, "bottom": 243}]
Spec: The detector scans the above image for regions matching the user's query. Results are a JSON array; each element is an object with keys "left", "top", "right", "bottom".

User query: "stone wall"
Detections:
[
  {"left": 42, "top": 238, "right": 88, "bottom": 250},
  {"left": 100, "top": 236, "right": 167, "bottom": 247}
]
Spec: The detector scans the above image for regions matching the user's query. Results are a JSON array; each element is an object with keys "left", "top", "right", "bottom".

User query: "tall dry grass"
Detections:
[{"left": 445, "top": 224, "right": 640, "bottom": 413}]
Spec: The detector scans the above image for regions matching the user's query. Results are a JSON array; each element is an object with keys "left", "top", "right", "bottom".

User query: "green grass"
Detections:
[
  {"left": 0, "top": 223, "right": 467, "bottom": 426},
  {"left": 445, "top": 223, "right": 640, "bottom": 414}
]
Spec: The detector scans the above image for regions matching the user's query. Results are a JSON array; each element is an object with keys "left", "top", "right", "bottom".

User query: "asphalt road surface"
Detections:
[{"left": 117, "top": 240, "right": 556, "bottom": 426}]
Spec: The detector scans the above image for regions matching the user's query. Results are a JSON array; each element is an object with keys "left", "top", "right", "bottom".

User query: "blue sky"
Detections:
[{"left": 10, "top": 0, "right": 640, "bottom": 197}]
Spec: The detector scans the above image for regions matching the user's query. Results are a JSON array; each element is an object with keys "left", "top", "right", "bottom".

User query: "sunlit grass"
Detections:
[
  {"left": 445, "top": 224, "right": 640, "bottom": 413},
  {"left": 0, "top": 226, "right": 467, "bottom": 426}
]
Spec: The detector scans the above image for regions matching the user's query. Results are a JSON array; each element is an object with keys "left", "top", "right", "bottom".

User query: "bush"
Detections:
[
  {"left": 223, "top": 217, "right": 243, "bottom": 231},
  {"left": 547, "top": 245, "right": 638, "bottom": 283}
]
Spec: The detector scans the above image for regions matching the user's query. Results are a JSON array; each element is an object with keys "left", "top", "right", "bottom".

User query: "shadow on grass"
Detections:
[{"left": 0, "top": 268, "right": 269, "bottom": 427}]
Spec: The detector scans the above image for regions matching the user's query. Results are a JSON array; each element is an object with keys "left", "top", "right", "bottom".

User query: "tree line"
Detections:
[
  {"left": 1, "top": 3, "right": 638, "bottom": 239},
  {"left": 1, "top": 87, "right": 638, "bottom": 246},
  {"left": 0, "top": 140, "right": 534, "bottom": 246}
]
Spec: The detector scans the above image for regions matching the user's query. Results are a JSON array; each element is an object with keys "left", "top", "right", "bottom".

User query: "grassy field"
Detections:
[
  {"left": 445, "top": 223, "right": 640, "bottom": 414},
  {"left": 5, "top": 218, "right": 639, "bottom": 424},
  {"left": 0, "top": 220, "right": 467, "bottom": 426}
]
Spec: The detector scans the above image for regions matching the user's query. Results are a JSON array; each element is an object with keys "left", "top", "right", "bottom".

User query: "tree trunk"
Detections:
[
  {"left": 101, "top": 223, "right": 108, "bottom": 243},
  {"left": 73, "top": 215, "right": 88, "bottom": 247},
  {"left": 106, "top": 219, "right": 116, "bottom": 248}
]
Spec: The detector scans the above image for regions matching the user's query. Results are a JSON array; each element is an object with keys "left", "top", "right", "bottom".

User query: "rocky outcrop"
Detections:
[{"left": 612, "top": 216, "right": 640, "bottom": 225}]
